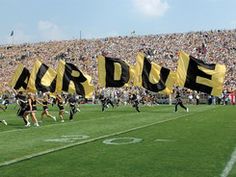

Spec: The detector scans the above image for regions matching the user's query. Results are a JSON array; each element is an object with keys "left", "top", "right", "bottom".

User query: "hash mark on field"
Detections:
[
  {"left": 154, "top": 139, "right": 176, "bottom": 142},
  {"left": 220, "top": 146, "right": 236, "bottom": 177},
  {"left": 0, "top": 112, "right": 194, "bottom": 168}
]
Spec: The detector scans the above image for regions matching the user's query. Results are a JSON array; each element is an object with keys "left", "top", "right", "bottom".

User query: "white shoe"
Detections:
[
  {"left": 52, "top": 116, "right": 57, "bottom": 121},
  {"left": 2, "top": 120, "right": 7, "bottom": 125},
  {"left": 65, "top": 111, "right": 69, "bottom": 114},
  {"left": 25, "top": 122, "right": 31, "bottom": 127},
  {"left": 34, "top": 123, "right": 40, "bottom": 127},
  {"left": 77, "top": 108, "right": 80, "bottom": 112},
  {"left": 186, "top": 108, "right": 189, "bottom": 112},
  {"left": 61, "top": 120, "right": 64, "bottom": 122}
]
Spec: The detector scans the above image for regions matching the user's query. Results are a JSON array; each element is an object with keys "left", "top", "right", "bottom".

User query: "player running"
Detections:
[
  {"left": 99, "top": 94, "right": 114, "bottom": 112},
  {"left": 68, "top": 94, "right": 80, "bottom": 120},
  {"left": 15, "top": 91, "right": 28, "bottom": 125},
  {"left": 174, "top": 91, "right": 189, "bottom": 112},
  {"left": 130, "top": 93, "right": 140, "bottom": 112}
]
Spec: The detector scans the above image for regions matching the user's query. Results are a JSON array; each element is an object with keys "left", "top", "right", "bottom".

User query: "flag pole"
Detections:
[
  {"left": 12, "top": 34, "right": 14, "bottom": 45},
  {"left": 10, "top": 30, "right": 14, "bottom": 45}
]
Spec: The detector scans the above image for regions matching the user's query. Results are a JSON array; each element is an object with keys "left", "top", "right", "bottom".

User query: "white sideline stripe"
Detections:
[
  {"left": 0, "top": 112, "right": 193, "bottom": 168},
  {"left": 220, "top": 146, "right": 236, "bottom": 177}
]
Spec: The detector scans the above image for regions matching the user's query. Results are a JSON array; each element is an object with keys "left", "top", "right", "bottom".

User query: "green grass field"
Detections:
[{"left": 0, "top": 104, "right": 236, "bottom": 177}]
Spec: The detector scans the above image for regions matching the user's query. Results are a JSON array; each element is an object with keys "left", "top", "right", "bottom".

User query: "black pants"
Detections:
[
  {"left": 69, "top": 106, "right": 77, "bottom": 120},
  {"left": 101, "top": 99, "right": 114, "bottom": 112},
  {"left": 196, "top": 99, "right": 199, "bottom": 105},
  {"left": 175, "top": 102, "right": 187, "bottom": 112},
  {"left": 17, "top": 107, "right": 28, "bottom": 125},
  {"left": 101, "top": 101, "right": 106, "bottom": 112},
  {"left": 106, "top": 100, "right": 114, "bottom": 108},
  {"left": 132, "top": 101, "right": 140, "bottom": 112}
]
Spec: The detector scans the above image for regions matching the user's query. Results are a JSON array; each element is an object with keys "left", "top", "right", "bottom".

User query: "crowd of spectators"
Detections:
[{"left": 0, "top": 29, "right": 235, "bottom": 94}]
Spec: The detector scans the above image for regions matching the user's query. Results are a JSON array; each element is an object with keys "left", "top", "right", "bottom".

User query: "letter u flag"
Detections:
[
  {"left": 134, "top": 53, "right": 176, "bottom": 94},
  {"left": 27, "top": 60, "right": 56, "bottom": 93}
]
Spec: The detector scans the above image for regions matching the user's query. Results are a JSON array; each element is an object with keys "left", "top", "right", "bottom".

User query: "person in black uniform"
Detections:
[
  {"left": 1, "top": 94, "right": 9, "bottom": 110},
  {"left": 130, "top": 93, "right": 140, "bottom": 112},
  {"left": 15, "top": 91, "right": 28, "bottom": 125},
  {"left": 99, "top": 95, "right": 107, "bottom": 112},
  {"left": 68, "top": 94, "right": 79, "bottom": 120},
  {"left": 99, "top": 95, "right": 114, "bottom": 112},
  {"left": 105, "top": 97, "right": 114, "bottom": 108},
  {"left": 174, "top": 91, "right": 189, "bottom": 112}
]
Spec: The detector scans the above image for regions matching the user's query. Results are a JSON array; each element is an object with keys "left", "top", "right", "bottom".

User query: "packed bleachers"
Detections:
[{"left": 0, "top": 29, "right": 235, "bottom": 93}]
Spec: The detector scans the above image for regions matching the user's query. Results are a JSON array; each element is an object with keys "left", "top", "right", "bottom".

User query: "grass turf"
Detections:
[{"left": 0, "top": 104, "right": 236, "bottom": 177}]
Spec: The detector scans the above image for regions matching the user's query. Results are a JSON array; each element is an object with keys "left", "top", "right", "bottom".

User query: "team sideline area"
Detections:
[{"left": 0, "top": 104, "right": 236, "bottom": 177}]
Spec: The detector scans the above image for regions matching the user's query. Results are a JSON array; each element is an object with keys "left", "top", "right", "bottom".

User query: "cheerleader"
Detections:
[
  {"left": 40, "top": 94, "right": 56, "bottom": 122},
  {"left": 56, "top": 94, "right": 65, "bottom": 122},
  {"left": 23, "top": 93, "right": 39, "bottom": 127}
]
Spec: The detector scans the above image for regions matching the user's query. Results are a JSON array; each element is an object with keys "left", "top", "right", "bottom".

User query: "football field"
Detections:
[{"left": 0, "top": 104, "right": 236, "bottom": 177}]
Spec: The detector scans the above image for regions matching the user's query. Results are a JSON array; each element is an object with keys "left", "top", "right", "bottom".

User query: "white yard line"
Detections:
[
  {"left": 0, "top": 112, "right": 193, "bottom": 168},
  {"left": 220, "top": 146, "right": 236, "bottom": 177}
]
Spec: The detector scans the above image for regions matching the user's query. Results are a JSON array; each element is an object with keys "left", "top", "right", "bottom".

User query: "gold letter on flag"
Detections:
[
  {"left": 9, "top": 63, "right": 30, "bottom": 90},
  {"left": 27, "top": 60, "right": 57, "bottom": 93},
  {"left": 97, "top": 56, "right": 135, "bottom": 87},
  {"left": 176, "top": 51, "right": 226, "bottom": 96},
  {"left": 134, "top": 53, "right": 176, "bottom": 94},
  {"left": 56, "top": 60, "right": 94, "bottom": 98}
]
